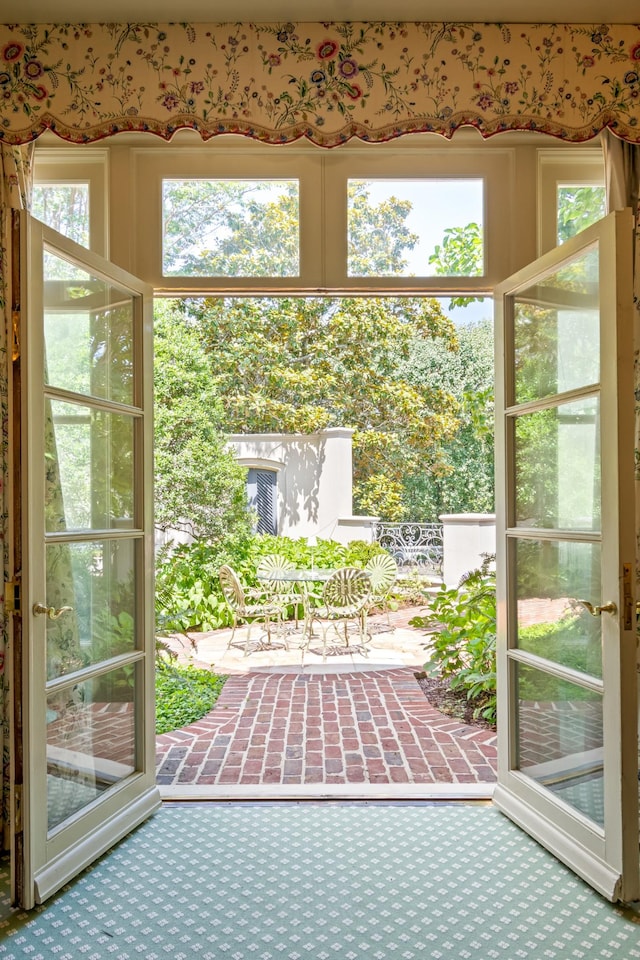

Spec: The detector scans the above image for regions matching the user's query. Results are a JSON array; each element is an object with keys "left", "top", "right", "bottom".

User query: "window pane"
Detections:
[
  {"left": 517, "top": 662, "right": 603, "bottom": 826},
  {"left": 46, "top": 400, "right": 135, "bottom": 532},
  {"left": 47, "top": 664, "right": 137, "bottom": 832},
  {"left": 514, "top": 396, "right": 600, "bottom": 531},
  {"left": 513, "top": 245, "right": 599, "bottom": 404},
  {"left": 45, "top": 539, "right": 137, "bottom": 681},
  {"left": 557, "top": 185, "right": 606, "bottom": 244},
  {"left": 32, "top": 182, "right": 90, "bottom": 249},
  {"left": 44, "top": 250, "right": 135, "bottom": 405},
  {"left": 347, "top": 179, "right": 483, "bottom": 277},
  {"left": 516, "top": 539, "right": 602, "bottom": 679},
  {"left": 162, "top": 179, "right": 299, "bottom": 277}
]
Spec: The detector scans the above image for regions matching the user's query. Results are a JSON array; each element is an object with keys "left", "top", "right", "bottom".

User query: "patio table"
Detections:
[
  {"left": 258, "top": 568, "right": 335, "bottom": 585},
  {"left": 257, "top": 568, "right": 337, "bottom": 640}
]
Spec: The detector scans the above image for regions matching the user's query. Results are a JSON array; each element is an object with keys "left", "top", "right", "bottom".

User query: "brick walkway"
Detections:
[{"left": 155, "top": 668, "right": 497, "bottom": 788}]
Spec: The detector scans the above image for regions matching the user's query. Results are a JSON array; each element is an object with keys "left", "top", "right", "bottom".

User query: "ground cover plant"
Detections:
[{"left": 155, "top": 663, "right": 227, "bottom": 734}]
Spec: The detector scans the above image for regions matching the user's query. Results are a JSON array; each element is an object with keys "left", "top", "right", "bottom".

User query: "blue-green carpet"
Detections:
[{"left": 0, "top": 802, "right": 639, "bottom": 959}]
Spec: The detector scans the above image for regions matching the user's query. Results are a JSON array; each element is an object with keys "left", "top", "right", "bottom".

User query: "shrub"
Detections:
[
  {"left": 410, "top": 556, "right": 496, "bottom": 722},
  {"left": 155, "top": 663, "right": 227, "bottom": 734}
]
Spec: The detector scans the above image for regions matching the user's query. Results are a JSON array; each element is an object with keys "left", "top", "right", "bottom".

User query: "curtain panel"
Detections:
[
  {"left": 0, "top": 22, "right": 639, "bottom": 147},
  {"left": 0, "top": 143, "right": 32, "bottom": 848}
]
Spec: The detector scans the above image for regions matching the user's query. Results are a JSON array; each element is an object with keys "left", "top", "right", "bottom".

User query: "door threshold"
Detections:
[{"left": 159, "top": 782, "right": 495, "bottom": 801}]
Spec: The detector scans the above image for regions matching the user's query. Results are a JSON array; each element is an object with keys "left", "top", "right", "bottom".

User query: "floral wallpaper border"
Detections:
[{"left": 0, "top": 21, "right": 640, "bottom": 146}]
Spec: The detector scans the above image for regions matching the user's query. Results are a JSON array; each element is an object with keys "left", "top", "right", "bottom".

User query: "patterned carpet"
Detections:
[{"left": 0, "top": 802, "right": 639, "bottom": 959}]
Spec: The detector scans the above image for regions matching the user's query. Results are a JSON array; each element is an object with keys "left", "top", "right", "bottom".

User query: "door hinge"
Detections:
[{"left": 4, "top": 580, "right": 21, "bottom": 615}]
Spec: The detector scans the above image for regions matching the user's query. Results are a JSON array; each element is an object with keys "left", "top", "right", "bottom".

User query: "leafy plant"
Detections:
[
  {"left": 410, "top": 555, "right": 497, "bottom": 722},
  {"left": 154, "top": 534, "right": 392, "bottom": 633},
  {"left": 155, "top": 664, "right": 227, "bottom": 735}
]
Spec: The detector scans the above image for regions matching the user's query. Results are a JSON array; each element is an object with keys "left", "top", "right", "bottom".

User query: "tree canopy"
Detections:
[
  {"left": 185, "top": 294, "right": 460, "bottom": 519},
  {"left": 158, "top": 177, "right": 470, "bottom": 520},
  {"left": 400, "top": 316, "right": 495, "bottom": 521},
  {"left": 154, "top": 299, "right": 252, "bottom": 542}
]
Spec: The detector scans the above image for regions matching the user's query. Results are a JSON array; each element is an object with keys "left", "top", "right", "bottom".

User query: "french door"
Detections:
[
  {"left": 16, "top": 214, "right": 159, "bottom": 907},
  {"left": 493, "top": 210, "right": 638, "bottom": 902}
]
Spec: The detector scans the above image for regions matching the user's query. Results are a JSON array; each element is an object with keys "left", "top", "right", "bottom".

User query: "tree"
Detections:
[
  {"left": 160, "top": 178, "right": 463, "bottom": 520},
  {"left": 401, "top": 317, "right": 495, "bottom": 521},
  {"left": 162, "top": 179, "right": 299, "bottom": 277},
  {"left": 154, "top": 299, "right": 252, "bottom": 543},
  {"left": 428, "top": 221, "right": 485, "bottom": 309},
  {"left": 187, "top": 294, "right": 460, "bottom": 520},
  {"left": 348, "top": 180, "right": 419, "bottom": 276}
]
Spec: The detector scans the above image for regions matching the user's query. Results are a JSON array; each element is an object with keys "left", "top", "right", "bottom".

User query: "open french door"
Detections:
[
  {"left": 493, "top": 210, "right": 638, "bottom": 902},
  {"left": 14, "top": 213, "right": 160, "bottom": 907}
]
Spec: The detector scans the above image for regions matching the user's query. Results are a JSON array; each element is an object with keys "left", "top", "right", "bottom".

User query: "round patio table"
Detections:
[
  {"left": 258, "top": 568, "right": 335, "bottom": 584},
  {"left": 257, "top": 569, "right": 337, "bottom": 641}
]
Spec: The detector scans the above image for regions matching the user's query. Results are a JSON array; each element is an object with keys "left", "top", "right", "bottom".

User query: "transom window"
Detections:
[
  {"left": 31, "top": 133, "right": 605, "bottom": 295},
  {"left": 347, "top": 178, "right": 484, "bottom": 278},
  {"left": 162, "top": 179, "right": 300, "bottom": 278}
]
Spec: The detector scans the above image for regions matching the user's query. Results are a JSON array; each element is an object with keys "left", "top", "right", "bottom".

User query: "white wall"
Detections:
[
  {"left": 229, "top": 427, "right": 357, "bottom": 540},
  {"left": 440, "top": 513, "right": 496, "bottom": 587}
]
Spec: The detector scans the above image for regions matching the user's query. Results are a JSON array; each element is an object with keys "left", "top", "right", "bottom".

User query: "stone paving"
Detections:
[{"left": 155, "top": 610, "right": 498, "bottom": 791}]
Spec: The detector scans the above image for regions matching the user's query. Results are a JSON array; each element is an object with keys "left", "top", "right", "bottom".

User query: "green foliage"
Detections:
[
  {"left": 410, "top": 558, "right": 497, "bottom": 722},
  {"left": 186, "top": 293, "right": 459, "bottom": 520},
  {"left": 429, "top": 221, "right": 483, "bottom": 276},
  {"left": 428, "top": 222, "right": 485, "bottom": 308},
  {"left": 155, "top": 664, "right": 227, "bottom": 734},
  {"left": 401, "top": 317, "right": 495, "bottom": 521},
  {"left": 556, "top": 186, "right": 606, "bottom": 244},
  {"left": 517, "top": 617, "right": 602, "bottom": 697},
  {"left": 155, "top": 534, "right": 389, "bottom": 632},
  {"left": 154, "top": 300, "right": 253, "bottom": 543},
  {"left": 32, "top": 183, "right": 90, "bottom": 270},
  {"left": 348, "top": 181, "right": 418, "bottom": 275},
  {"left": 163, "top": 179, "right": 299, "bottom": 277}
]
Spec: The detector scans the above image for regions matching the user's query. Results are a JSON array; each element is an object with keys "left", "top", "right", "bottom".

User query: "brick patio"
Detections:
[{"left": 155, "top": 666, "right": 497, "bottom": 791}]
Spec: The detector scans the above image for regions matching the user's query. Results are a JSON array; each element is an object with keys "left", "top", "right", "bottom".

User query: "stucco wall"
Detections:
[{"left": 228, "top": 427, "right": 355, "bottom": 539}]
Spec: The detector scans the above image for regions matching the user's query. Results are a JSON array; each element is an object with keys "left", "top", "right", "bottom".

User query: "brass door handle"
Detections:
[
  {"left": 577, "top": 599, "right": 617, "bottom": 617},
  {"left": 33, "top": 603, "right": 73, "bottom": 620}
]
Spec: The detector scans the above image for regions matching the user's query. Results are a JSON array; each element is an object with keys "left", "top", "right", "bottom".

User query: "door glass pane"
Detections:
[
  {"left": 46, "top": 400, "right": 135, "bottom": 532},
  {"left": 515, "top": 539, "right": 602, "bottom": 678},
  {"left": 516, "top": 662, "right": 603, "bottom": 826},
  {"left": 347, "top": 178, "right": 484, "bottom": 277},
  {"left": 44, "top": 250, "right": 134, "bottom": 405},
  {"left": 46, "top": 539, "right": 137, "bottom": 681},
  {"left": 514, "top": 395, "right": 600, "bottom": 530},
  {"left": 46, "top": 664, "right": 137, "bottom": 832},
  {"left": 513, "top": 244, "right": 599, "bottom": 404},
  {"left": 162, "top": 179, "right": 299, "bottom": 277}
]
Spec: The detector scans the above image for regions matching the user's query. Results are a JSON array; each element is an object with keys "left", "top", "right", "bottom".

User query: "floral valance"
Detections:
[{"left": 1, "top": 21, "right": 640, "bottom": 146}]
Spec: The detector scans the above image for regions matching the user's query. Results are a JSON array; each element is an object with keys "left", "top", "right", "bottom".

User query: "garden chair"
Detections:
[
  {"left": 303, "top": 567, "right": 372, "bottom": 661},
  {"left": 219, "top": 564, "right": 288, "bottom": 656},
  {"left": 365, "top": 553, "right": 398, "bottom": 627},
  {"left": 256, "top": 553, "right": 301, "bottom": 628}
]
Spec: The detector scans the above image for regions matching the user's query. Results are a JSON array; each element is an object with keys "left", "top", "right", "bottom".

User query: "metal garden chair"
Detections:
[
  {"left": 365, "top": 553, "right": 398, "bottom": 626},
  {"left": 303, "top": 567, "right": 372, "bottom": 661},
  {"left": 256, "top": 553, "right": 301, "bottom": 627},
  {"left": 219, "top": 564, "right": 288, "bottom": 655}
]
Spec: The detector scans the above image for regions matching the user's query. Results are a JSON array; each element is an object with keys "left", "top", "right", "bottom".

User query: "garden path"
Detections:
[{"left": 155, "top": 609, "right": 498, "bottom": 796}]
